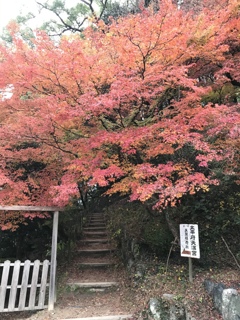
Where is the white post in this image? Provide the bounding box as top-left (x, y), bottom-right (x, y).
top-left (48, 211), bottom-right (59, 311)
top-left (188, 257), bottom-right (193, 282)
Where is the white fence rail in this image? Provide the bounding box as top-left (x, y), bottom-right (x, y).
top-left (0, 259), bottom-right (50, 312)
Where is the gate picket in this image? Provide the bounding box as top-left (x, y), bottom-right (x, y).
top-left (8, 260), bottom-right (21, 311)
top-left (38, 260), bottom-right (50, 309)
top-left (28, 260), bottom-right (40, 309)
top-left (0, 259), bottom-right (50, 312)
top-left (18, 260), bottom-right (31, 310)
top-left (0, 260), bottom-right (10, 311)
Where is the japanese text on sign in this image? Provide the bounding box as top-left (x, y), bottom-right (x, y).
top-left (180, 224), bottom-right (200, 259)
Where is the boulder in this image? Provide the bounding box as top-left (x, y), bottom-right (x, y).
top-left (222, 288), bottom-right (240, 320)
top-left (148, 295), bottom-right (189, 320)
top-left (204, 279), bottom-right (240, 320)
top-left (149, 298), bottom-right (169, 320)
top-left (204, 280), bottom-right (226, 313)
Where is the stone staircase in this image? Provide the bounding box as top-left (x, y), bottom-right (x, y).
top-left (62, 212), bottom-right (133, 320)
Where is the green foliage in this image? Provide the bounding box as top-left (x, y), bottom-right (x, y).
top-left (105, 200), bottom-right (173, 257)
top-left (0, 20), bottom-right (35, 46)
top-left (105, 176), bottom-right (240, 267)
top-left (171, 179), bottom-right (240, 267)
top-left (58, 204), bottom-right (84, 241)
top-left (201, 83), bottom-right (239, 105)
top-left (0, 218), bottom-right (52, 261)
top-left (47, 203), bottom-right (84, 261)
top-left (101, 1), bottom-right (136, 24)
top-left (105, 200), bottom-right (149, 242)
top-left (0, 203), bottom-right (84, 262)
top-left (11, 160), bottom-right (46, 175)
top-left (143, 218), bottom-right (174, 255)
top-left (38, 0), bottom-right (89, 35)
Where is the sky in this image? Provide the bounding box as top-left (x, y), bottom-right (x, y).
top-left (0, 0), bottom-right (85, 32)
top-left (0, 0), bottom-right (39, 31)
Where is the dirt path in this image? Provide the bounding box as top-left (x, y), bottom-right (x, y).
top-left (1, 213), bottom-right (136, 320)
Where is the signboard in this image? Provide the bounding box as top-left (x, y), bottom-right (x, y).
top-left (180, 224), bottom-right (200, 259)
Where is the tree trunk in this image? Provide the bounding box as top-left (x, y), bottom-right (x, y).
top-left (165, 208), bottom-right (180, 245)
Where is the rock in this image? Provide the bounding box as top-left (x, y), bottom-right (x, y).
top-left (185, 311), bottom-right (196, 320)
top-left (149, 298), bottom-right (163, 320)
top-left (140, 281), bottom-right (239, 320)
top-left (127, 258), bottom-right (134, 271)
top-left (162, 295), bottom-right (185, 320)
top-left (204, 279), bottom-right (216, 295)
top-left (204, 280), bottom-right (226, 313)
top-left (162, 294), bottom-right (175, 301)
top-left (222, 288), bottom-right (240, 320)
top-left (134, 263), bottom-right (146, 279)
top-left (131, 239), bottom-right (140, 259)
top-left (212, 283), bottom-right (226, 313)
top-left (148, 296), bottom-right (186, 320)
top-left (169, 304), bottom-right (185, 320)
top-left (204, 280), bottom-right (240, 320)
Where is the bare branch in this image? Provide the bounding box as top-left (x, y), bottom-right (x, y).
top-left (221, 236), bottom-right (240, 270)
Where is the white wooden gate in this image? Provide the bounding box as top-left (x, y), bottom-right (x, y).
top-left (0, 205), bottom-right (64, 311)
top-left (0, 259), bottom-right (50, 312)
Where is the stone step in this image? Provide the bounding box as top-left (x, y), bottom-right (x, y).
top-left (88, 221), bottom-right (106, 225)
top-left (84, 227), bottom-right (106, 231)
top-left (83, 231), bottom-right (107, 234)
top-left (88, 222), bottom-right (105, 226)
top-left (89, 213), bottom-right (104, 215)
top-left (87, 224), bottom-right (106, 228)
top-left (89, 217), bottom-right (105, 219)
top-left (66, 282), bottom-right (118, 288)
top-left (62, 315), bottom-right (132, 320)
top-left (78, 248), bottom-right (114, 254)
top-left (81, 243), bottom-right (113, 249)
top-left (83, 231), bottom-right (108, 238)
top-left (78, 262), bottom-right (114, 268)
top-left (87, 225), bottom-right (106, 229)
top-left (79, 238), bottom-right (109, 243)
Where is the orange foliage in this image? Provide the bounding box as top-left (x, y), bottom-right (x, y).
top-left (0, 0), bottom-right (239, 228)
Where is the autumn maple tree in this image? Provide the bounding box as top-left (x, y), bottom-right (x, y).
top-left (0, 0), bottom-right (239, 230)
